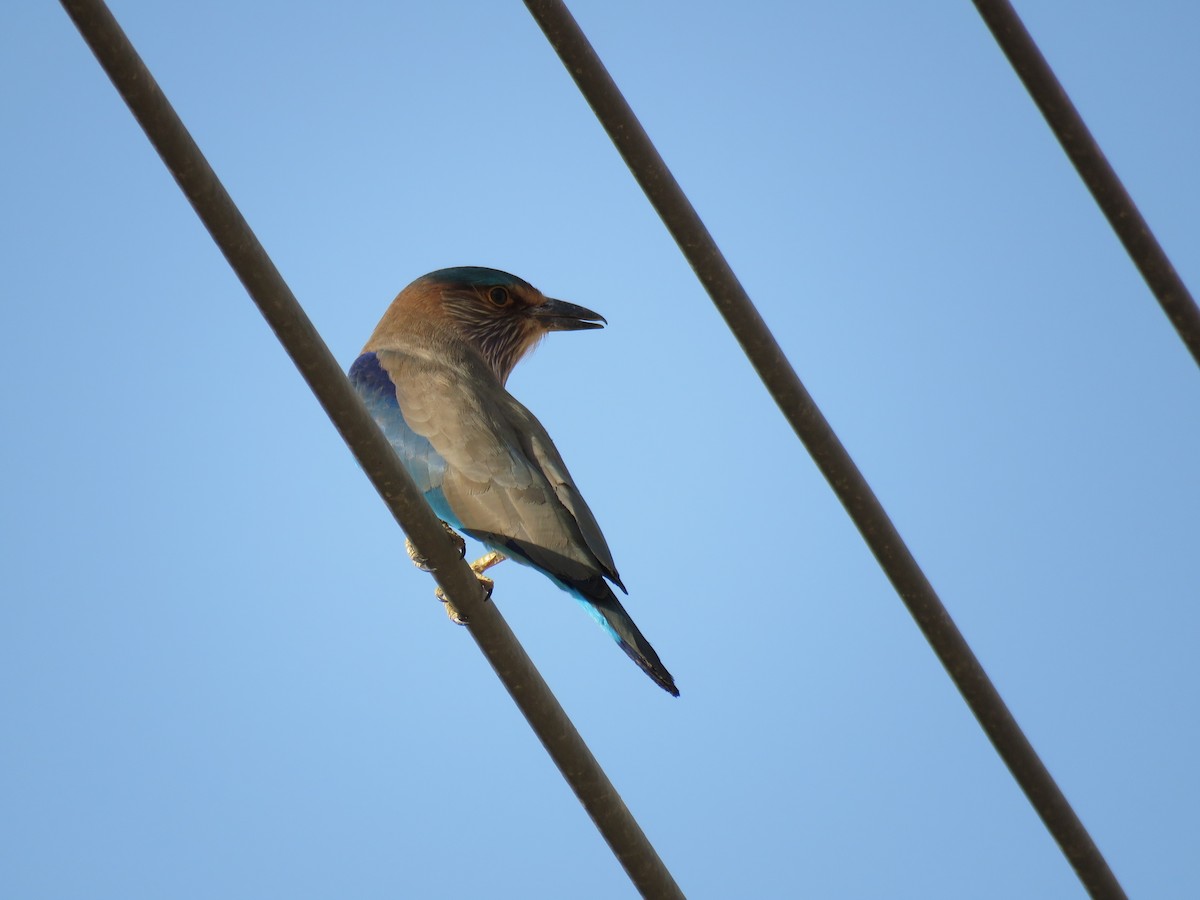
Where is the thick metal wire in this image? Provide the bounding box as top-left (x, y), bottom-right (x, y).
top-left (58, 1), bottom-right (683, 897)
top-left (973, 0), bottom-right (1200, 370)
top-left (522, 1), bottom-right (1127, 898)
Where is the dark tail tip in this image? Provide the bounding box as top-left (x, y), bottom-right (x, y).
top-left (617, 639), bottom-right (679, 697)
top-left (572, 576), bottom-right (679, 697)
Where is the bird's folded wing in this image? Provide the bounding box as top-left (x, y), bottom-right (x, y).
top-left (377, 349), bottom-right (618, 587)
top-left (501, 396), bottom-right (624, 591)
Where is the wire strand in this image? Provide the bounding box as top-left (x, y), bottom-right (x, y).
top-left (973, 0), bottom-right (1200, 368)
top-left (522, 1), bottom-right (1127, 897)
top-left (57, 2), bottom-right (684, 897)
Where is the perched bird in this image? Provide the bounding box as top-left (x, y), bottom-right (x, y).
top-left (350, 267), bottom-right (678, 696)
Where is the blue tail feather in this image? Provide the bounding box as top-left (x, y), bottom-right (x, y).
top-left (463, 536), bottom-right (679, 696)
top-left (570, 578), bottom-right (678, 697)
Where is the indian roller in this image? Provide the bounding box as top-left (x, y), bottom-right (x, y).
top-left (349, 267), bottom-right (678, 696)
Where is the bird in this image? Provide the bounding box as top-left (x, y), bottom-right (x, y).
top-left (349, 267), bottom-right (678, 696)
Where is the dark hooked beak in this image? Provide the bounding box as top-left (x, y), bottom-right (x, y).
top-left (531, 297), bottom-right (607, 332)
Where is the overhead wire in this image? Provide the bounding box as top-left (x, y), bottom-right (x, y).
top-left (972, 0), bottom-right (1200, 369)
top-left (57, 1), bottom-right (684, 897)
top-left (522, 1), bottom-right (1128, 898)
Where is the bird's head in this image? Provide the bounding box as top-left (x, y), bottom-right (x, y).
top-left (377, 267), bottom-right (606, 384)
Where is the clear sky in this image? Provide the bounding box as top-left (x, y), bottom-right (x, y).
top-left (3, 2), bottom-right (1198, 898)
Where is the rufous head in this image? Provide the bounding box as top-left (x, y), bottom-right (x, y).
top-left (367, 267), bottom-right (606, 384)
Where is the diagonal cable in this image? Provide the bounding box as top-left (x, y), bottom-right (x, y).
top-left (972, 0), bottom-right (1200, 369)
top-left (57, 1), bottom-right (683, 897)
top-left (522, 1), bottom-right (1126, 898)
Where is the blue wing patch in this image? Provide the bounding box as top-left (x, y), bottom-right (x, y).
top-left (349, 352), bottom-right (456, 523)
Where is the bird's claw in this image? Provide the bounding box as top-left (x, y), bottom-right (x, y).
top-left (405, 520), bottom-right (467, 572)
top-left (434, 571), bottom-right (495, 626)
top-left (435, 586), bottom-right (471, 625)
top-left (411, 534), bottom-right (506, 626)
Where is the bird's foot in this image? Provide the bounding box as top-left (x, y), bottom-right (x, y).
top-left (434, 572), bottom-right (495, 626)
top-left (470, 550), bottom-right (507, 578)
top-left (405, 520), bottom-right (467, 572)
top-left (434, 586), bottom-right (471, 625)
top-left (411, 534), bottom-right (504, 626)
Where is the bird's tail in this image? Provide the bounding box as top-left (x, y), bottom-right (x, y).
top-left (573, 577), bottom-right (679, 697)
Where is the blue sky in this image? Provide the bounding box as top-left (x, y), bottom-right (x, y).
top-left (3, 2), bottom-right (1198, 897)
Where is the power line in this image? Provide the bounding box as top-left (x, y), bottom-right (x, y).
top-left (57, 1), bottom-right (684, 897)
top-left (973, 0), bottom-right (1200, 368)
top-left (522, 1), bottom-right (1127, 898)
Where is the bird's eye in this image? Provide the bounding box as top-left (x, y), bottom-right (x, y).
top-left (487, 286), bottom-right (512, 307)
